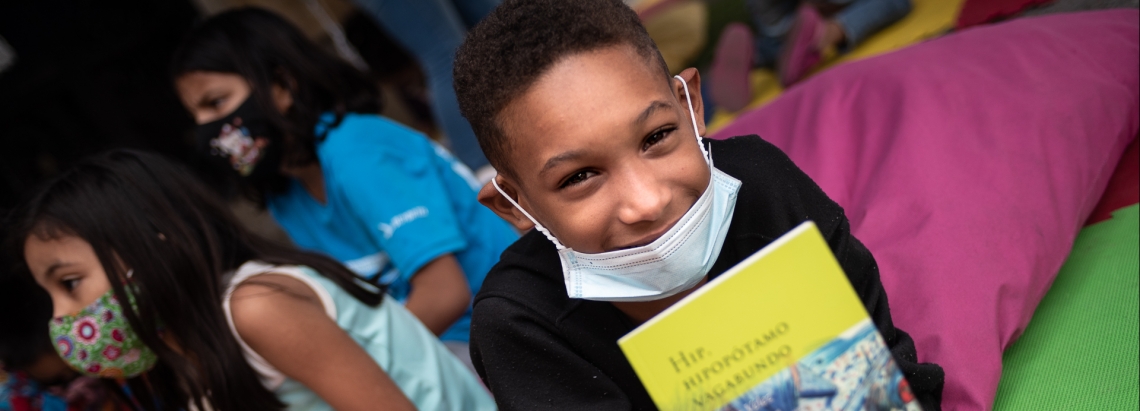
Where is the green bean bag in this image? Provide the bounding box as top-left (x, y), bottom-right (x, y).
top-left (994, 204), bottom-right (1139, 410)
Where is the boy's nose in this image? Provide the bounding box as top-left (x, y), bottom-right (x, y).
top-left (616, 173), bottom-right (671, 226)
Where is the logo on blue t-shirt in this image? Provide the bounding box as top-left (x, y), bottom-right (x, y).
top-left (378, 206), bottom-right (430, 239)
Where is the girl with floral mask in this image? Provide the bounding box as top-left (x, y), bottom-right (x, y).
top-left (11, 150), bottom-right (494, 411)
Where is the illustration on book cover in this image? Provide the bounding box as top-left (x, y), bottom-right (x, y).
top-left (724, 319), bottom-right (919, 411)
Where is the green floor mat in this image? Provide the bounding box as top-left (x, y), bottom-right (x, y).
top-left (993, 204), bottom-right (1140, 410)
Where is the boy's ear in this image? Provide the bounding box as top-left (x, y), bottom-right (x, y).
top-left (673, 67), bottom-right (706, 136)
top-left (478, 177), bottom-right (537, 232)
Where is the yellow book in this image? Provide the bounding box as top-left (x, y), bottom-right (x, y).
top-left (618, 221), bottom-right (921, 411)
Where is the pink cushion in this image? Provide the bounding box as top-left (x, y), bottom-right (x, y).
top-left (712, 10), bottom-right (1139, 410)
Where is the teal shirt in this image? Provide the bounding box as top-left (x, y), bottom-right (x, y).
top-left (267, 113), bottom-right (518, 343)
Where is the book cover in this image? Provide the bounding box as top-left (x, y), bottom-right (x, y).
top-left (618, 221), bottom-right (921, 411)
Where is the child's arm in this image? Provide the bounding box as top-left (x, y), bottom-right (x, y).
top-left (404, 254), bottom-right (472, 335)
top-left (231, 274), bottom-right (416, 411)
top-left (332, 131), bottom-right (474, 337)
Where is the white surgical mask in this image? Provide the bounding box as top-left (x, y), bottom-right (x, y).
top-left (492, 75), bottom-right (741, 302)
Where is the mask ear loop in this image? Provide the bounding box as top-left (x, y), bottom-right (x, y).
top-left (491, 178), bottom-right (568, 250)
top-left (673, 75), bottom-right (712, 166)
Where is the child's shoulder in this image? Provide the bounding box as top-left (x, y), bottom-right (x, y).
top-left (707, 134), bottom-right (795, 176)
top-left (328, 112), bottom-right (413, 133)
top-left (709, 133), bottom-right (834, 204)
top-left (708, 134), bottom-right (780, 154)
top-left (708, 134), bottom-right (843, 236)
top-left (320, 113), bottom-right (430, 154)
top-left (318, 113), bottom-right (435, 164)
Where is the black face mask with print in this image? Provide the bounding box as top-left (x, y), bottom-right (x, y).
top-left (195, 96), bottom-right (288, 195)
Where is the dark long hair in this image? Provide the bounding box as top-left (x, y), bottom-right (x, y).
top-left (10, 150), bottom-right (384, 411)
top-left (170, 7), bottom-right (381, 202)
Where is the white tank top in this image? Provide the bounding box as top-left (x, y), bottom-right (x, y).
top-left (222, 262), bottom-right (336, 389)
top-left (220, 261), bottom-right (496, 411)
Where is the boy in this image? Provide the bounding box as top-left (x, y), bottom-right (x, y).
top-left (453, 0), bottom-right (944, 409)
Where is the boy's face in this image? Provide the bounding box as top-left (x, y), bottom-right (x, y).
top-left (480, 45), bottom-right (710, 254)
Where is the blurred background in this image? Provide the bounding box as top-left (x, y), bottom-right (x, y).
top-left (1, 0), bottom-right (1135, 212)
top-left (0, 0), bottom-right (466, 242)
top-left (0, 0), bottom-right (430, 214)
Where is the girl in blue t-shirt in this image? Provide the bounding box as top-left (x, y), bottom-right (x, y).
top-left (169, 8), bottom-right (518, 366)
top-left (12, 150), bottom-right (494, 411)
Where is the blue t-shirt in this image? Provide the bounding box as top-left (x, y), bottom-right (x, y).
top-left (267, 113), bottom-right (518, 343)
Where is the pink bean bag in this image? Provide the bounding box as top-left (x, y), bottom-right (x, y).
top-left (711, 10), bottom-right (1140, 410)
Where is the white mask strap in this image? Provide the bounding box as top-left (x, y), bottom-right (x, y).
top-left (674, 75), bottom-right (711, 166)
top-left (491, 178), bottom-right (567, 250)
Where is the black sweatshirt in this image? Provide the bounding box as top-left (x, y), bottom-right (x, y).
top-left (470, 135), bottom-right (945, 410)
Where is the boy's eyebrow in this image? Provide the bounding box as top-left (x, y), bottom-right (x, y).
top-left (541, 150), bottom-right (587, 177)
top-left (636, 100), bottom-right (673, 125)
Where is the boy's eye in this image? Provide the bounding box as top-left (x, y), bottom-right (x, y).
top-left (560, 170), bottom-right (596, 188)
top-left (643, 128), bottom-right (674, 151)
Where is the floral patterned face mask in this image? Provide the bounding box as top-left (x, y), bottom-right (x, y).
top-left (48, 285), bottom-right (159, 378)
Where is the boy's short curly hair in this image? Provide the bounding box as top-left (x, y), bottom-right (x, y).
top-left (454, 0), bottom-right (670, 179)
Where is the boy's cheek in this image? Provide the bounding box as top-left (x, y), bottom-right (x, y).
top-left (545, 211), bottom-right (613, 253)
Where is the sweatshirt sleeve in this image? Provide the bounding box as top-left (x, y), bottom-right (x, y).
top-left (471, 296), bottom-right (634, 411)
